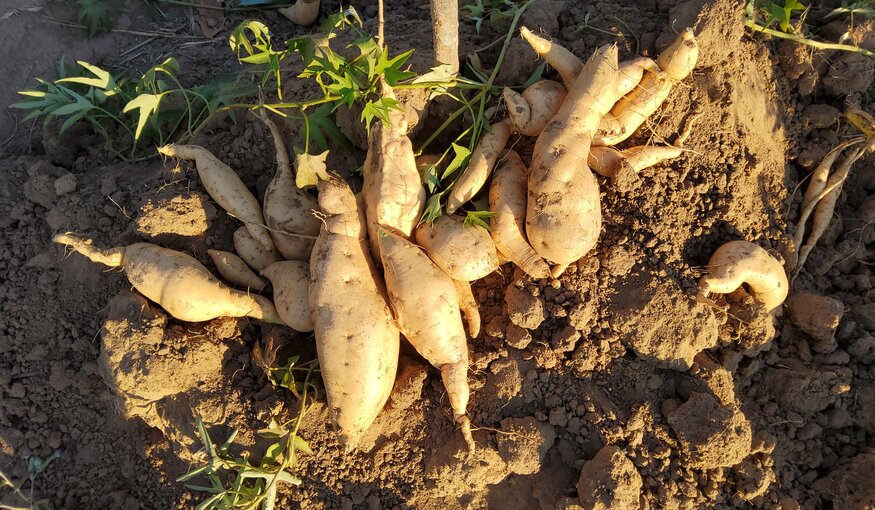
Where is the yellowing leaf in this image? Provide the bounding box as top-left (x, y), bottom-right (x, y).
top-left (295, 150), bottom-right (330, 189)
top-left (123, 93), bottom-right (163, 140)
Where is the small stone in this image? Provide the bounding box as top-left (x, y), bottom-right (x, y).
top-left (53, 173), bottom-right (77, 195)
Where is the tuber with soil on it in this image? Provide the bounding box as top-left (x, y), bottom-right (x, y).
top-left (233, 226), bottom-right (283, 272)
top-left (207, 249), bottom-right (267, 292)
top-left (309, 177), bottom-right (400, 449)
top-left (502, 80), bottom-right (567, 137)
top-left (361, 82), bottom-right (426, 263)
top-left (414, 214), bottom-right (499, 282)
top-left (377, 226), bottom-right (474, 451)
top-left (157, 144), bottom-right (274, 250)
top-left (519, 27), bottom-right (583, 88)
top-left (446, 118), bottom-right (514, 214)
top-left (258, 111), bottom-right (321, 262)
top-left (525, 44), bottom-right (621, 277)
top-left (54, 234), bottom-right (283, 324)
top-left (489, 150), bottom-right (550, 279)
top-left (261, 261), bottom-right (313, 333)
top-left (697, 240), bottom-right (788, 313)
top-left (595, 28), bottom-right (699, 146)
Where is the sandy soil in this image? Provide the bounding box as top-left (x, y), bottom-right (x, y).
top-left (1, 0), bottom-right (874, 509)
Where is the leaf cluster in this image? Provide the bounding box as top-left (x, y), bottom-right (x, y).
top-left (745, 0), bottom-right (808, 33)
top-left (12, 59), bottom-right (254, 160)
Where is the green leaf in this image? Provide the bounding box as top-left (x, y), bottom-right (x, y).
top-left (291, 435), bottom-right (313, 455)
top-left (376, 48), bottom-right (416, 85)
top-left (59, 109), bottom-right (90, 134)
top-left (420, 193), bottom-right (445, 224)
top-left (441, 143), bottom-right (472, 180)
top-left (295, 150), bottom-right (330, 189)
top-left (464, 210), bottom-right (495, 230)
top-left (77, 0), bottom-right (112, 37)
top-left (361, 97), bottom-right (402, 131)
top-left (123, 93), bottom-right (162, 140)
top-left (307, 103), bottom-right (352, 152)
top-left (56, 61), bottom-right (115, 91)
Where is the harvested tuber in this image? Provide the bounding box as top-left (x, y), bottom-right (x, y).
top-left (503, 80), bottom-right (567, 137)
top-left (414, 214), bottom-right (499, 282)
top-left (489, 150), bottom-right (550, 279)
top-left (595, 29), bottom-right (698, 146)
top-left (362, 83), bottom-right (426, 262)
top-left (54, 234), bottom-right (283, 324)
top-left (158, 144), bottom-right (273, 250)
top-left (233, 226), bottom-right (283, 272)
top-left (519, 27), bottom-right (583, 88)
top-left (697, 240), bottom-right (788, 313)
top-left (259, 111), bottom-right (321, 261)
top-left (446, 118), bottom-right (513, 214)
top-left (453, 279), bottom-right (481, 339)
top-left (261, 261), bottom-right (313, 332)
top-left (207, 249), bottom-right (266, 291)
top-left (309, 178), bottom-right (400, 448)
top-left (525, 44), bottom-right (621, 277)
top-left (377, 227), bottom-right (473, 450)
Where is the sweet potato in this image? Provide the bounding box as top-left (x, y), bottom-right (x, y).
top-left (377, 227), bottom-right (473, 450)
top-left (795, 145), bottom-right (866, 276)
top-left (158, 144), bottom-right (273, 250)
top-left (362, 85), bottom-right (426, 261)
top-left (233, 227), bottom-right (283, 272)
top-left (792, 137), bottom-right (863, 254)
top-left (503, 80), bottom-right (567, 137)
top-left (54, 234), bottom-right (283, 324)
top-left (588, 112), bottom-right (699, 181)
top-left (489, 150), bottom-right (550, 279)
top-left (414, 214), bottom-right (499, 281)
top-left (207, 249), bottom-right (266, 291)
top-left (519, 27), bottom-right (583, 88)
top-left (259, 112), bottom-right (321, 261)
top-left (261, 261), bottom-right (312, 332)
top-left (453, 279), bottom-right (481, 339)
top-left (278, 0), bottom-right (320, 25)
top-left (446, 118), bottom-right (513, 214)
top-left (526, 44), bottom-right (620, 276)
top-left (697, 240), bottom-right (788, 313)
top-left (616, 57), bottom-right (660, 97)
top-left (595, 29), bottom-right (698, 146)
top-left (309, 178), bottom-right (400, 448)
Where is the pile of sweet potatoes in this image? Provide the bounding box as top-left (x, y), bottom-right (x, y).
top-left (56, 25), bottom-right (747, 452)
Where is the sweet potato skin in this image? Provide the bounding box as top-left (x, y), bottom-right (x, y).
top-left (414, 214), bottom-right (499, 282)
top-left (262, 261), bottom-right (313, 332)
top-left (309, 179), bottom-right (400, 448)
top-left (697, 240), bottom-right (788, 313)
top-left (526, 45), bottom-right (620, 268)
top-left (53, 234), bottom-right (282, 324)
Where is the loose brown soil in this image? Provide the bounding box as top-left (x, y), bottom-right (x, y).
top-left (1, 0), bottom-right (874, 509)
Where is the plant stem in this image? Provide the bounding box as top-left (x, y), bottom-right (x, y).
top-left (745, 20), bottom-right (875, 58)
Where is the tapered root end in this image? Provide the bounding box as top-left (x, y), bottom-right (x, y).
top-left (53, 233), bottom-right (124, 268)
top-left (458, 415), bottom-right (475, 453)
top-left (550, 263), bottom-right (570, 279)
top-left (156, 145), bottom-right (177, 157)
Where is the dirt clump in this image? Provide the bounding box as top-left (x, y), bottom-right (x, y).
top-left (608, 270), bottom-right (719, 370)
top-left (136, 190), bottom-right (216, 240)
top-left (495, 416), bottom-right (556, 475)
top-left (666, 391), bottom-right (752, 469)
top-left (505, 278), bottom-right (547, 330)
top-left (812, 452), bottom-right (875, 509)
top-left (576, 445), bottom-right (643, 510)
top-left (786, 292), bottom-right (844, 353)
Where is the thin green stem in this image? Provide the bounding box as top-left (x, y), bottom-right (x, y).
top-left (745, 20), bottom-right (875, 58)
